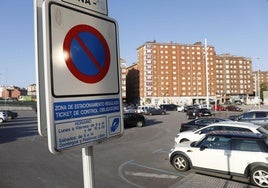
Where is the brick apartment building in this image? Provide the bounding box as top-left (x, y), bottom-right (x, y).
top-left (215, 54), bottom-right (253, 102)
top-left (252, 71), bottom-right (268, 89)
top-left (0, 84), bottom-right (36, 101)
top-left (0, 85), bottom-right (27, 100)
top-left (252, 71), bottom-right (268, 97)
top-left (126, 41), bottom-right (254, 106)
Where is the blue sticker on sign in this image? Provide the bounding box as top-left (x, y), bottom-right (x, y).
top-left (111, 117), bottom-right (119, 132)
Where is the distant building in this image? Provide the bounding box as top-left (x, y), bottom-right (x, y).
top-left (0, 85), bottom-right (23, 100)
top-left (120, 59), bottom-right (127, 103)
top-left (0, 84), bottom-right (36, 101)
top-left (126, 63), bottom-right (139, 104)
top-left (215, 54), bottom-right (253, 102)
top-left (27, 84), bottom-right (36, 97)
top-left (126, 41), bottom-right (254, 106)
top-left (252, 71), bottom-right (268, 94)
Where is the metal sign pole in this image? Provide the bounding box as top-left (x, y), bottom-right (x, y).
top-left (82, 146), bottom-right (95, 188)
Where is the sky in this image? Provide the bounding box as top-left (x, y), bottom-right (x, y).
top-left (0, 0), bottom-right (267, 88)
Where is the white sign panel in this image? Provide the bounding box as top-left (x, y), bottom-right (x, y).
top-left (62, 0), bottom-right (107, 15)
top-left (41, 0), bottom-right (123, 154)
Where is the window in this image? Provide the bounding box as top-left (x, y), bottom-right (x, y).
top-left (255, 112), bottom-right (267, 118)
top-left (200, 126), bottom-right (220, 134)
top-left (233, 139), bottom-right (262, 152)
top-left (221, 126), bottom-right (252, 132)
top-left (242, 112), bottom-right (254, 119)
top-left (199, 136), bottom-right (231, 150)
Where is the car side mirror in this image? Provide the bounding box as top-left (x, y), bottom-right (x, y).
top-left (200, 145), bottom-right (208, 151)
top-left (236, 116), bottom-right (241, 121)
top-left (190, 141), bottom-right (197, 147)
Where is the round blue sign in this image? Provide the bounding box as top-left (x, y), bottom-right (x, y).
top-left (63, 24), bottom-right (110, 83)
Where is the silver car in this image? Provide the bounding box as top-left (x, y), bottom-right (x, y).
top-left (0, 111), bottom-right (8, 123)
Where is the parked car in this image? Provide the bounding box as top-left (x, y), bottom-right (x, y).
top-left (234, 100), bottom-right (243, 105)
top-left (169, 131), bottom-right (268, 187)
top-left (123, 113), bottom-right (146, 127)
top-left (124, 106), bottom-right (138, 113)
top-left (5, 110), bottom-right (18, 119)
top-left (0, 111), bottom-right (8, 123)
top-left (186, 108), bottom-right (213, 119)
top-left (137, 106), bottom-right (151, 114)
top-left (179, 117), bottom-right (230, 132)
top-left (233, 110), bottom-right (268, 129)
top-left (159, 104), bottom-right (178, 111)
top-left (183, 105), bottom-right (196, 113)
top-left (226, 105), bottom-right (243, 112)
top-left (212, 104), bottom-right (226, 111)
top-left (145, 107), bottom-right (166, 115)
top-left (174, 121), bottom-right (268, 144)
top-left (228, 114), bottom-right (241, 121)
top-left (176, 105), bottom-right (185, 112)
top-left (198, 104), bottom-right (211, 110)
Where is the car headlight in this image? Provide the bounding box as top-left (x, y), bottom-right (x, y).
top-left (175, 134), bottom-right (180, 138)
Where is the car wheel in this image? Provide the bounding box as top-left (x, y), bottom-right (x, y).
top-left (136, 121), bottom-right (143, 127)
top-left (250, 167), bottom-right (268, 187)
top-left (172, 154), bottom-right (190, 172)
top-left (180, 138), bottom-right (189, 143)
top-left (149, 113), bottom-right (152, 115)
top-left (0, 118), bottom-right (3, 123)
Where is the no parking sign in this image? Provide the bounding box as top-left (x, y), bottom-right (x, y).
top-left (38, 0), bottom-right (123, 154)
top-left (63, 24), bottom-right (110, 84)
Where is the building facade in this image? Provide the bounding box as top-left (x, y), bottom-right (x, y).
top-left (120, 58), bottom-right (127, 103)
top-left (127, 41), bottom-right (254, 106)
top-left (0, 85), bottom-right (26, 100)
top-left (215, 54), bottom-right (253, 103)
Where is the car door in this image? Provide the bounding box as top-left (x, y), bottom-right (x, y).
top-left (189, 135), bottom-right (231, 172)
top-left (229, 138), bottom-right (268, 174)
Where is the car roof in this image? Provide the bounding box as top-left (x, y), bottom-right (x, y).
top-left (193, 117), bottom-right (229, 121)
top-left (207, 121), bottom-right (261, 129)
top-left (206, 130), bottom-right (266, 139)
top-left (248, 110), bottom-right (268, 112)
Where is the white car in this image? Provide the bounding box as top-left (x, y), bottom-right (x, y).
top-left (177, 106), bottom-right (184, 112)
top-left (0, 111), bottom-right (8, 123)
top-left (169, 131), bottom-right (268, 187)
top-left (175, 121), bottom-right (268, 144)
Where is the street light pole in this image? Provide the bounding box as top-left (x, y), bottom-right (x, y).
top-left (205, 38), bottom-right (209, 107)
top-left (258, 69), bottom-right (261, 109)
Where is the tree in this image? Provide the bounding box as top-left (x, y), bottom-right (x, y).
top-left (260, 83), bottom-right (268, 100)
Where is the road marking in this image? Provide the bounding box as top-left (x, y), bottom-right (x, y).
top-left (118, 160), bottom-right (183, 187)
top-left (152, 148), bottom-right (170, 154)
top-left (125, 171), bottom-right (178, 179)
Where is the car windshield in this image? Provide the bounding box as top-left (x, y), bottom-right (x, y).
top-left (257, 127), bottom-right (268, 137)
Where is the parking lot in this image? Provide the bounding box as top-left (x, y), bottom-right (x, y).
top-left (0, 107), bottom-right (265, 188)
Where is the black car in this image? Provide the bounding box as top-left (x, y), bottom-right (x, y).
top-left (159, 104), bottom-right (178, 111)
top-left (123, 113), bottom-right (145, 127)
top-left (5, 110), bottom-right (18, 119)
top-left (179, 117), bottom-right (230, 132)
top-left (186, 108), bottom-right (213, 119)
top-left (145, 107), bottom-right (166, 115)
